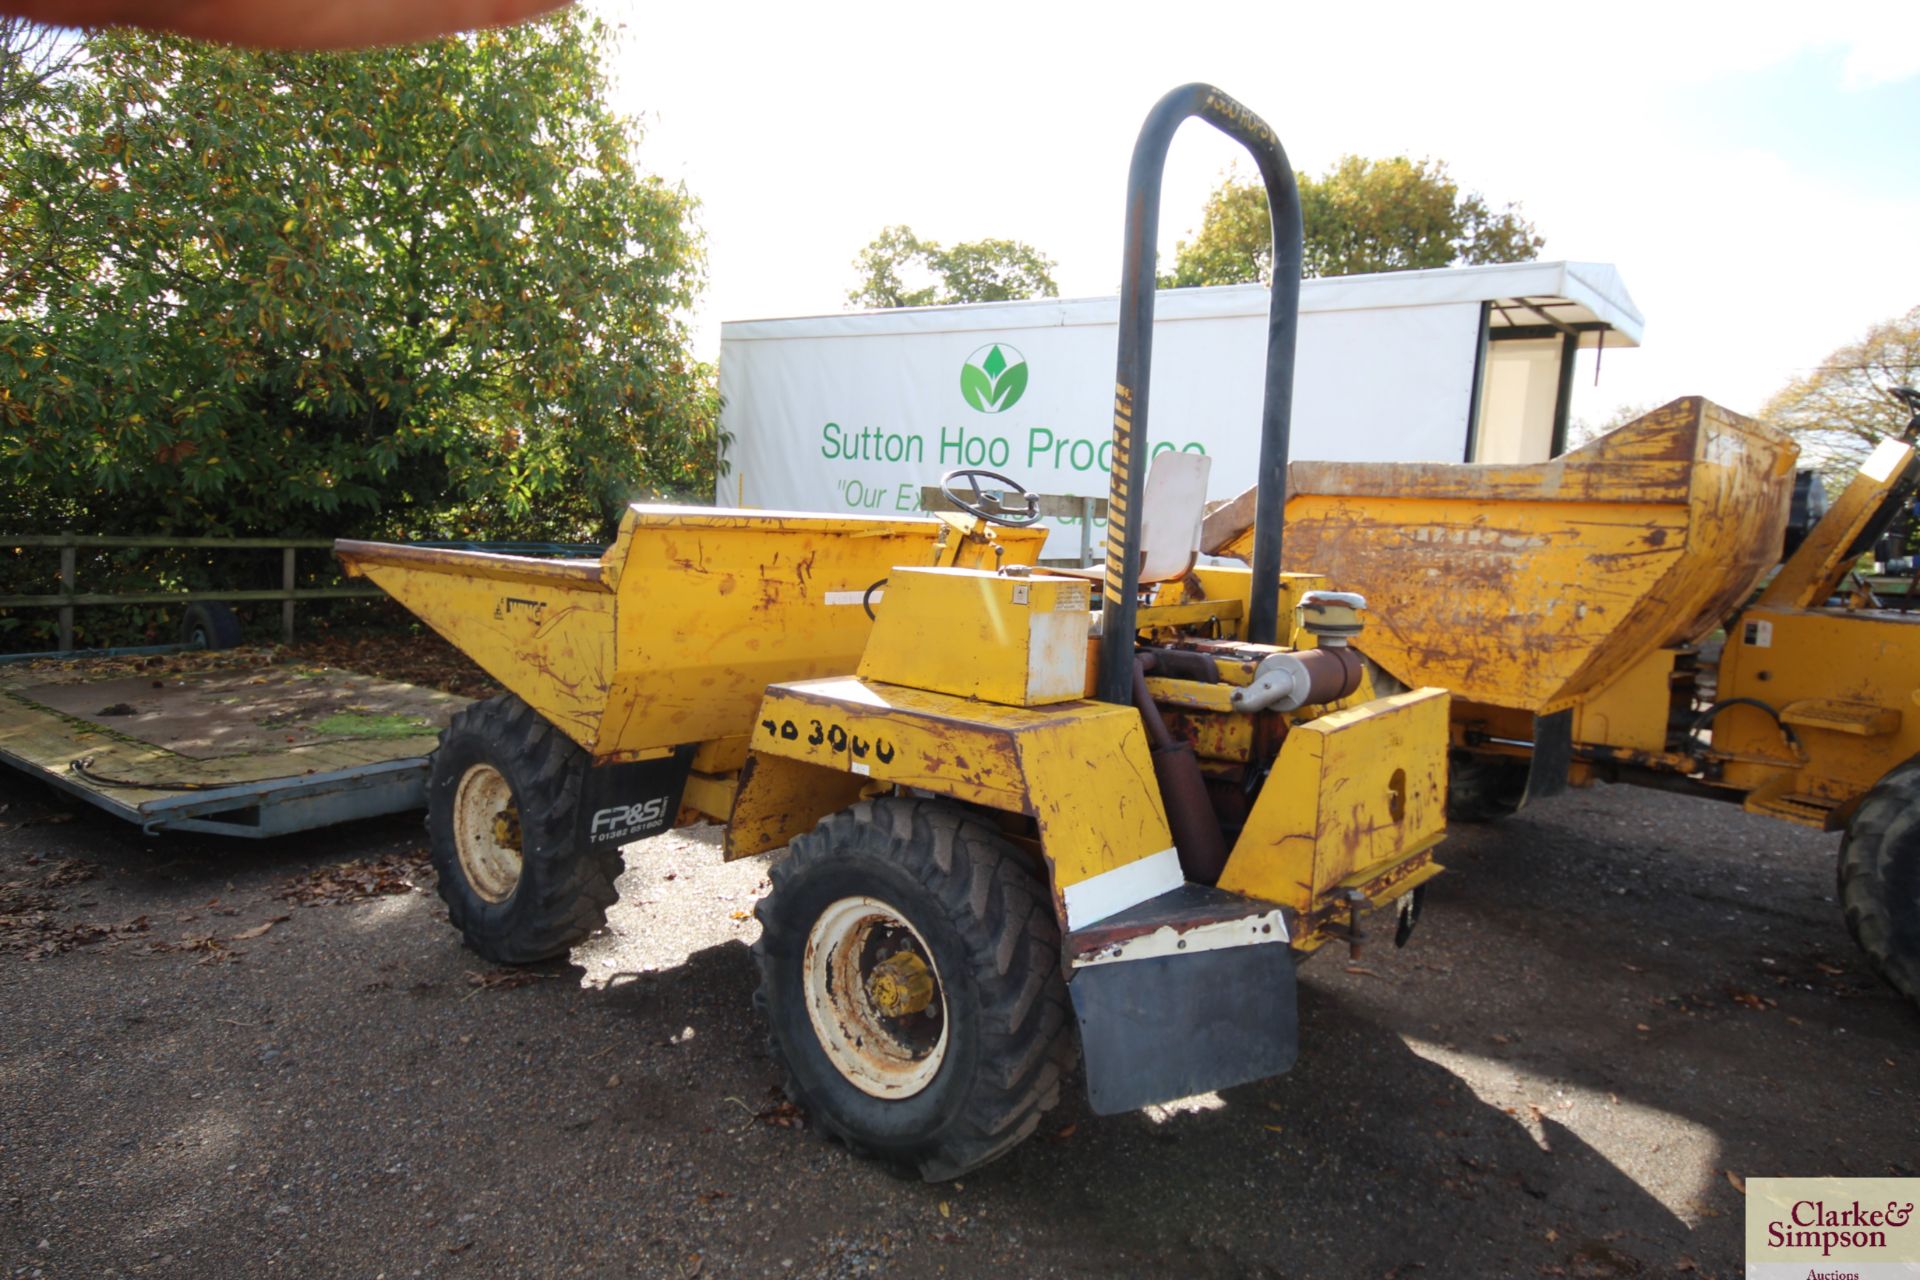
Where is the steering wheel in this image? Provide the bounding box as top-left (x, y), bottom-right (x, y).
top-left (938, 469), bottom-right (1042, 527)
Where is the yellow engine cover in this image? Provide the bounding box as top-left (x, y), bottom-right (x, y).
top-left (857, 567), bottom-right (1091, 707)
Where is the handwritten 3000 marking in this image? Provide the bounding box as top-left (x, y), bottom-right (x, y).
top-left (760, 716), bottom-right (897, 765)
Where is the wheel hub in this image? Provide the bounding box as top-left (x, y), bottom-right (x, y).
top-left (803, 896), bottom-right (948, 1099)
top-left (866, 950), bottom-right (935, 1017)
top-left (452, 762), bottom-right (523, 904)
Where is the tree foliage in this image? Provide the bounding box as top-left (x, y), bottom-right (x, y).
top-left (0, 11), bottom-right (718, 541)
top-left (848, 225), bottom-right (1057, 309)
top-left (0, 16), bottom-right (79, 122)
top-left (1160, 155), bottom-right (1544, 288)
top-left (1569, 401), bottom-right (1650, 451)
top-left (1761, 306), bottom-right (1920, 482)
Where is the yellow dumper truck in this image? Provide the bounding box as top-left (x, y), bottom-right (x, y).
top-left (1204, 391), bottom-right (1920, 1010)
top-left (336, 84), bottom-right (1453, 1179)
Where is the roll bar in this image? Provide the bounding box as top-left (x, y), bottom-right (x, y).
top-left (1097, 83), bottom-right (1303, 705)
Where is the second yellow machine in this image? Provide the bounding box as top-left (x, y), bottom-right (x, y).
top-left (338, 84), bottom-right (1451, 1179)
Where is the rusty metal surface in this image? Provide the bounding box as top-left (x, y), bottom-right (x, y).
top-left (336, 509), bottom-right (1047, 759)
top-left (1218, 686), bottom-right (1451, 937)
top-left (335, 539), bottom-right (604, 588)
top-left (1219, 398), bottom-right (1797, 715)
top-left (1064, 882), bottom-right (1288, 957)
top-left (739, 676), bottom-right (1174, 926)
top-left (723, 752), bottom-right (869, 860)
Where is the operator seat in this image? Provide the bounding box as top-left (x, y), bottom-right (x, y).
top-left (1049, 450), bottom-right (1212, 586)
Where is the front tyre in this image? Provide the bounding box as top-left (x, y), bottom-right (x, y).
top-left (1838, 755), bottom-right (1920, 1008)
top-left (752, 798), bottom-right (1075, 1181)
top-left (426, 693), bottom-right (620, 965)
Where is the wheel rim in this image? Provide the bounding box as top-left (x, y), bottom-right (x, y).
top-left (452, 763), bottom-right (522, 903)
top-left (803, 895), bottom-right (949, 1099)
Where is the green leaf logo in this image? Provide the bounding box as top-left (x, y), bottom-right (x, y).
top-left (960, 343), bottom-right (1029, 414)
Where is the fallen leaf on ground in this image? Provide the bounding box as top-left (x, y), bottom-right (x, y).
top-left (8, 914), bottom-right (151, 960)
top-left (151, 933), bottom-right (243, 964)
top-left (229, 915), bottom-right (291, 941)
top-left (754, 1097), bottom-right (806, 1129)
top-left (1725, 1169), bottom-right (1746, 1194)
top-left (465, 968), bottom-right (547, 992)
top-left (37, 859), bottom-right (99, 888)
top-left (281, 850), bottom-right (428, 905)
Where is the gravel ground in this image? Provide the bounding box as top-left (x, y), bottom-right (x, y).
top-left (2, 773), bottom-right (1915, 1279)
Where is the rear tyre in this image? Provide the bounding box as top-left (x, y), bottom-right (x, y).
top-left (1837, 756), bottom-right (1920, 1008)
top-left (1446, 750), bottom-right (1528, 823)
top-left (752, 798), bottom-right (1076, 1181)
top-left (426, 693), bottom-right (620, 964)
top-left (180, 601), bottom-right (242, 650)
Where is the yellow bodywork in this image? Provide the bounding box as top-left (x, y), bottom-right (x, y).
top-left (729, 676), bottom-right (1175, 926)
top-left (336, 506), bottom-right (1044, 761)
top-left (1202, 397), bottom-right (1920, 832)
top-left (732, 674), bottom-right (1449, 947)
top-left (1210, 397), bottom-right (1798, 717)
top-left (1709, 437), bottom-right (1920, 826)
top-left (1715, 606), bottom-right (1920, 826)
top-left (857, 568), bottom-right (1092, 706)
top-left (1571, 648), bottom-right (1677, 755)
top-left (340, 500), bottom-right (1453, 955)
top-left (1217, 688), bottom-right (1449, 949)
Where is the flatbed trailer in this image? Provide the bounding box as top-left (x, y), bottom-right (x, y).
top-left (0, 648), bottom-right (466, 836)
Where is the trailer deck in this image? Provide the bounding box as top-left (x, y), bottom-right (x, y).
top-left (0, 648), bottom-right (466, 836)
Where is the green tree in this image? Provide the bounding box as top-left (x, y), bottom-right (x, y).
top-left (1160, 155), bottom-right (1544, 288)
top-left (0, 10), bottom-right (718, 542)
top-left (0, 17), bottom-right (80, 122)
top-left (848, 225), bottom-right (1057, 308)
top-left (1761, 306), bottom-right (1920, 482)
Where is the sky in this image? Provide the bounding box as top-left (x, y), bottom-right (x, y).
top-left (592, 0), bottom-right (1920, 430)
